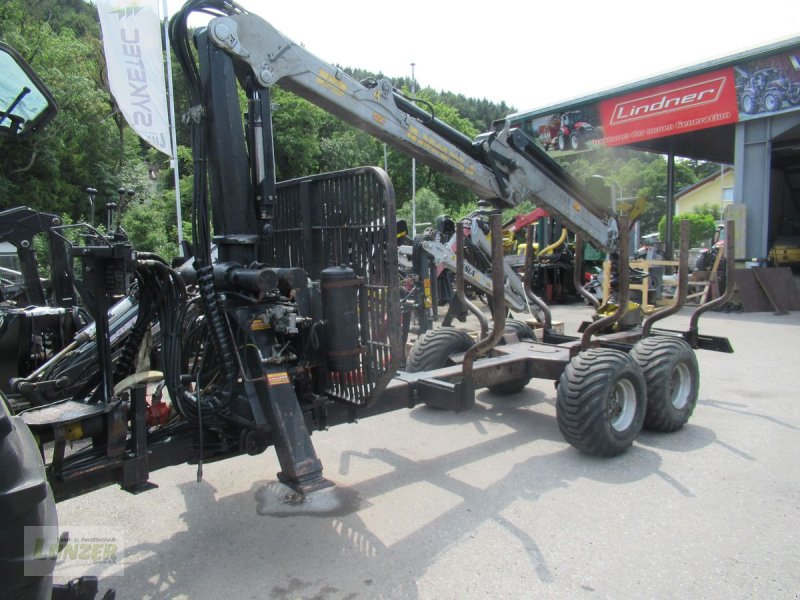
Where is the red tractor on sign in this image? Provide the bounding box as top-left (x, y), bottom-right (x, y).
top-left (538, 110), bottom-right (600, 151)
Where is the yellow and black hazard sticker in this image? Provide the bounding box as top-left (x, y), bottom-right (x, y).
top-left (251, 318), bottom-right (270, 331)
top-left (266, 372), bottom-right (290, 386)
top-left (316, 68), bottom-right (347, 96)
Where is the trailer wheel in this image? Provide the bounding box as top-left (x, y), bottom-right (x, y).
top-left (406, 327), bottom-right (473, 373)
top-left (556, 348), bottom-right (646, 456)
top-left (503, 318), bottom-right (535, 342)
top-left (631, 337), bottom-right (699, 432)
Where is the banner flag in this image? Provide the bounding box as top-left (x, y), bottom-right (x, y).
top-left (97, 0), bottom-right (171, 155)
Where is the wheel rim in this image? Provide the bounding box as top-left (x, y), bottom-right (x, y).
top-left (607, 378), bottom-right (637, 432)
top-left (670, 362), bottom-right (692, 409)
top-left (765, 94), bottom-right (779, 111)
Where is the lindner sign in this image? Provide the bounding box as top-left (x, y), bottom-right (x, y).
top-left (517, 45), bottom-right (800, 154)
top-left (598, 69), bottom-right (739, 147)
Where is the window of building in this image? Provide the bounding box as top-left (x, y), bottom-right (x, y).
top-left (722, 186), bottom-right (734, 202)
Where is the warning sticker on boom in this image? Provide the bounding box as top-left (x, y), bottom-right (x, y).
top-left (266, 372), bottom-right (290, 386)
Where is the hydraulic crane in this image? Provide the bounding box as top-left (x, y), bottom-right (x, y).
top-left (2, 3), bottom-right (734, 597)
top-left (200, 6), bottom-right (618, 252)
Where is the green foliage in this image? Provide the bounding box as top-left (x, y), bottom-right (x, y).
top-left (682, 159), bottom-right (724, 181)
top-left (319, 129), bottom-right (381, 173)
top-left (562, 148), bottom-right (703, 233)
top-left (0, 2), bottom-right (731, 261)
top-left (501, 199), bottom-right (537, 223)
top-left (657, 211), bottom-right (716, 247)
top-left (436, 91), bottom-right (514, 132)
top-left (30, 213), bottom-right (75, 280)
top-left (692, 203), bottom-right (722, 220)
top-left (271, 87), bottom-right (325, 180)
top-left (121, 195), bottom-right (180, 260)
top-left (1, 0), bottom-right (119, 219)
top-left (396, 188), bottom-right (446, 227)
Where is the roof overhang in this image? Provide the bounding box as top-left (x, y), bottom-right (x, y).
top-left (509, 36), bottom-right (800, 164)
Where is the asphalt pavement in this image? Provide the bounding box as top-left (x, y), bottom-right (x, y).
top-left (55, 303), bottom-right (800, 599)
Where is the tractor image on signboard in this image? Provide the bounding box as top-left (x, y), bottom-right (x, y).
top-left (737, 67), bottom-right (800, 114)
top-left (537, 110), bottom-right (602, 151)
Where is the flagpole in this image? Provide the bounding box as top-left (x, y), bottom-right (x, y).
top-left (162, 0), bottom-right (184, 251)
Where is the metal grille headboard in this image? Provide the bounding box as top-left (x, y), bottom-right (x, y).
top-left (266, 167), bottom-right (401, 406)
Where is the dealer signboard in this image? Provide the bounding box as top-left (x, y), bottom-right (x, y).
top-left (598, 69), bottom-right (739, 146)
top-left (519, 46), bottom-right (800, 154)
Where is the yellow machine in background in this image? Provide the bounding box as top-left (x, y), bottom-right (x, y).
top-left (769, 236), bottom-right (800, 267)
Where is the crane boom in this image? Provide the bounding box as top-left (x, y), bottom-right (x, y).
top-left (205, 12), bottom-right (618, 250)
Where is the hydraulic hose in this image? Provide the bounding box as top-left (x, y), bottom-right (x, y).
top-left (540, 227), bottom-right (567, 256)
top-left (195, 264), bottom-right (236, 403)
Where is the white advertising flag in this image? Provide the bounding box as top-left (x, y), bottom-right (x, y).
top-left (97, 0), bottom-right (171, 155)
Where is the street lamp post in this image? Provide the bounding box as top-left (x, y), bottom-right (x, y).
top-left (410, 62), bottom-right (416, 236)
top-left (665, 152), bottom-right (675, 260)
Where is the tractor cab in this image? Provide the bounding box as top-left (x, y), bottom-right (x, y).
top-left (0, 41), bottom-right (57, 139)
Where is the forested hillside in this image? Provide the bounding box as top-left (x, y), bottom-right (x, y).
top-left (1, 0), bottom-right (717, 258)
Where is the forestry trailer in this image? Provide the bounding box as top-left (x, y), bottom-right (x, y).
top-left (1, 2), bottom-right (733, 597)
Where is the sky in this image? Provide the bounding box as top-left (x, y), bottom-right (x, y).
top-left (164, 0), bottom-right (800, 115)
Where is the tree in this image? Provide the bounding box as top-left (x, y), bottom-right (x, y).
top-left (437, 91), bottom-right (514, 132)
top-left (692, 203), bottom-right (722, 220)
top-left (559, 148), bottom-right (706, 235)
top-left (318, 129), bottom-right (382, 173)
top-left (633, 157), bottom-right (697, 234)
top-left (0, 0), bottom-right (148, 222)
top-left (683, 159), bottom-right (726, 181)
top-left (270, 86), bottom-right (326, 180)
top-left (396, 187), bottom-right (446, 227)
top-left (658, 211), bottom-right (716, 248)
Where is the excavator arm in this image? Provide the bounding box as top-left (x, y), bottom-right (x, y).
top-left (203, 9), bottom-right (618, 251)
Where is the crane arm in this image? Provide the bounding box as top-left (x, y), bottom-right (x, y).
top-left (203, 10), bottom-right (617, 250)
